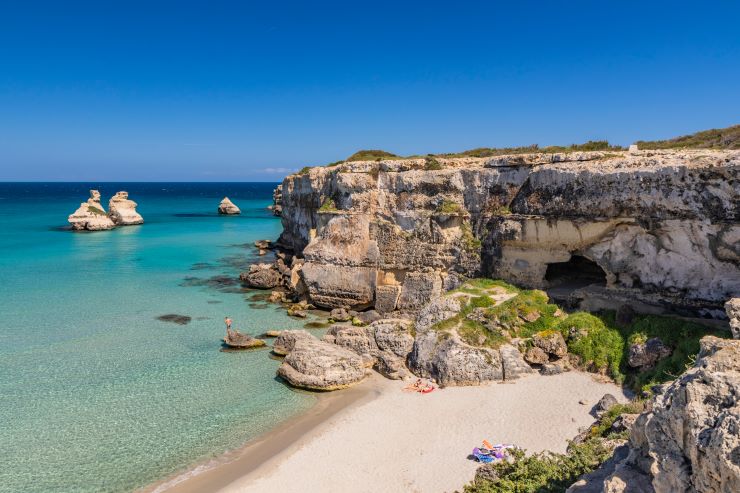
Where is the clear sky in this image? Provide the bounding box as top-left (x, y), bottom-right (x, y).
top-left (1, 1), bottom-right (739, 181)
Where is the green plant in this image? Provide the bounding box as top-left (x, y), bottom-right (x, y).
top-left (425, 156), bottom-right (443, 170)
top-left (555, 313), bottom-right (624, 381)
top-left (460, 223), bottom-right (482, 251)
top-left (87, 206), bottom-right (106, 216)
top-left (318, 198), bottom-right (337, 212)
top-left (345, 149), bottom-right (399, 161)
top-left (436, 200), bottom-right (464, 214)
top-left (297, 166), bottom-right (312, 175)
top-left (588, 401), bottom-right (645, 439)
top-left (636, 124), bottom-right (740, 150)
top-left (463, 438), bottom-right (612, 493)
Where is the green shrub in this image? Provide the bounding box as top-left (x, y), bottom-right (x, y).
top-left (87, 205), bottom-right (106, 216)
top-left (346, 149), bottom-right (398, 161)
top-left (318, 198), bottom-right (337, 212)
top-left (463, 439), bottom-right (612, 493)
top-left (556, 313), bottom-right (624, 381)
top-left (425, 156), bottom-right (443, 170)
top-left (487, 290), bottom-right (559, 338)
top-left (588, 401), bottom-right (645, 439)
top-left (437, 200), bottom-right (464, 214)
top-left (636, 124), bottom-right (740, 150)
top-left (460, 223), bottom-right (482, 251)
top-left (297, 166), bottom-right (312, 175)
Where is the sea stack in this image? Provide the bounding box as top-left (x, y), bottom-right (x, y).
top-left (218, 197), bottom-right (241, 215)
top-left (108, 191), bottom-right (144, 225)
top-left (67, 190), bottom-right (116, 231)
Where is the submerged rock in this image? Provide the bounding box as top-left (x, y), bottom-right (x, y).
top-left (218, 197), bottom-right (241, 215)
top-left (223, 328), bottom-right (266, 349)
top-left (108, 191), bottom-right (144, 225)
top-left (277, 338), bottom-right (367, 391)
top-left (67, 190), bottom-right (116, 231)
top-left (156, 314), bottom-right (192, 325)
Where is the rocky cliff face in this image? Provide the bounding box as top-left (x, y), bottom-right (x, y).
top-left (67, 190), bottom-right (116, 231)
top-left (575, 336), bottom-right (740, 493)
top-left (276, 149), bottom-right (739, 317)
top-left (108, 191), bottom-right (144, 225)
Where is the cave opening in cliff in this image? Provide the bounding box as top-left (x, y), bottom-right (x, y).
top-left (544, 255), bottom-right (607, 288)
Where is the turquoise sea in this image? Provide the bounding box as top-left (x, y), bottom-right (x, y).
top-left (0, 183), bottom-right (318, 493)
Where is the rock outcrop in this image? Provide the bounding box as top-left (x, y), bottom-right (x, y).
top-left (218, 197), bottom-right (241, 215)
top-left (108, 191), bottom-right (144, 225)
top-left (223, 328), bottom-right (266, 349)
top-left (67, 190), bottom-right (116, 231)
top-left (272, 329), bottom-right (314, 356)
top-left (276, 337), bottom-right (368, 390)
top-left (727, 297), bottom-right (740, 339)
top-left (577, 336), bottom-right (740, 492)
top-left (275, 150), bottom-right (739, 317)
top-left (240, 263), bottom-right (282, 289)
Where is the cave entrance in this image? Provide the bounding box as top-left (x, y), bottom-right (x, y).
top-left (544, 255), bottom-right (607, 289)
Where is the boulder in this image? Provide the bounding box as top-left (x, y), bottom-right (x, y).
top-left (627, 337), bottom-right (672, 369)
top-left (409, 331), bottom-right (503, 386)
top-left (223, 328), bottom-right (266, 349)
top-left (726, 297), bottom-right (740, 339)
top-left (218, 197), bottom-right (241, 215)
top-left (108, 191), bottom-right (144, 225)
top-left (240, 263), bottom-right (282, 289)
top-left (375, 285), bottom-right (402, 313)
top-left (499, 344), bottom-right (535, 379)
top-left (415, 296), bottom-right (462, 333)
top-left (610, 413), bottom-right (639, 434)
top-left (374, 351), bottom-right (409, 380)
top-left (355, 309), bottom-right (382, 325)
top-left (67, 190), bottom-right (116, 231)
top-left (268, 291), bottom-right (284, 303)
top-left (596, 393), bottom-right (618, 413)
top-left (272, 329), bottom-right (316, 356)
top-left (525, 346), bottom-right (549, 365)
top-left (532, 330), bottom-right (568, 359)
top-left (254, 239), bottom-right (272, 249)
top-left (329, 307), bottom-right (351, 322)
top-left (372, 319), bottom-right (415, 358)
top-left (277, 338), bottom-right (367, 390)
top-left (541, 363), bottom-right (565, 375)
top-left (324, 325), bottom-right (378, 362)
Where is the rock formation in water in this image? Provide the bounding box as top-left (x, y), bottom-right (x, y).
top-left (223, 327), bottom-right (266, 349)
top-left (67, 190), bottom-right (116, 231)
top-left (269, 149), bottom-right (738, 318)
top-left (570, 336), bottom-right (740, 493)
top-left (218, 197), bottom-right (241, 215)
top-left (276, 333), bottom-right (368, 390)
top-left (108, 191), bottom-right (144, 225)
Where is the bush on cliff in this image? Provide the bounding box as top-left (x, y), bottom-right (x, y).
top-left (346, 149), bottom-right (399, 161)
top-left (636, 124), bottom-right (740, 150)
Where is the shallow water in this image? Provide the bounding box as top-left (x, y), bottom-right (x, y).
top-left (0, 183), bottom-right (317, 493)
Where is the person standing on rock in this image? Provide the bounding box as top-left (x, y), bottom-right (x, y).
top-left (224, 317), bottom-right (232, 331)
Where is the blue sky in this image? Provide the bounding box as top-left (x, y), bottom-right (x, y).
top-left (1, 1), bottom-right (739, 181)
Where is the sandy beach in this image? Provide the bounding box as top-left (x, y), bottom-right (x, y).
top-left (163, 371), bottom-right (627, 493)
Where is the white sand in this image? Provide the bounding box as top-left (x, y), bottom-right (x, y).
top-left (219, 372), bottom-right (627, 493)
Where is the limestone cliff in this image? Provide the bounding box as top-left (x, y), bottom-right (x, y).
top-left (108, 191), bottom-right (144, 225)
top-left (275, 149), bottom-right (739, 317)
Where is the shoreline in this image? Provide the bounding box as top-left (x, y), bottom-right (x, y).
top-left (145, 375), bottom-right (382, 493)
top-left (150, 371), bottom-right (628, 493)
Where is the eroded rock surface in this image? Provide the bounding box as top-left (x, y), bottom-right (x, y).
top-left (275, 150), bottom-right (739, 317)
top-left (580, 336), bottom-right (740, 493)
top-left (727, 297), bottom-right (740, 339)
top-left (240, 263), bottom-right (282, 289)
top-left (218, 197), bottom-right (241, 215)
top-left (108, 191), bottom-right (144, 225)
top-left (68, 190), bottom-right (116, 231)
top-left (276, 338), bottom-right (367, 390)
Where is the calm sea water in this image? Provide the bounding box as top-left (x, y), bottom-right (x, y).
top-left (0, 183), bottom-right (318, 493)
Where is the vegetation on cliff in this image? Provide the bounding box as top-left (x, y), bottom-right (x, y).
top-left (636, 124), bottom-right (740, 150)
top-left (345, 149), bottom-right (399, 161)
